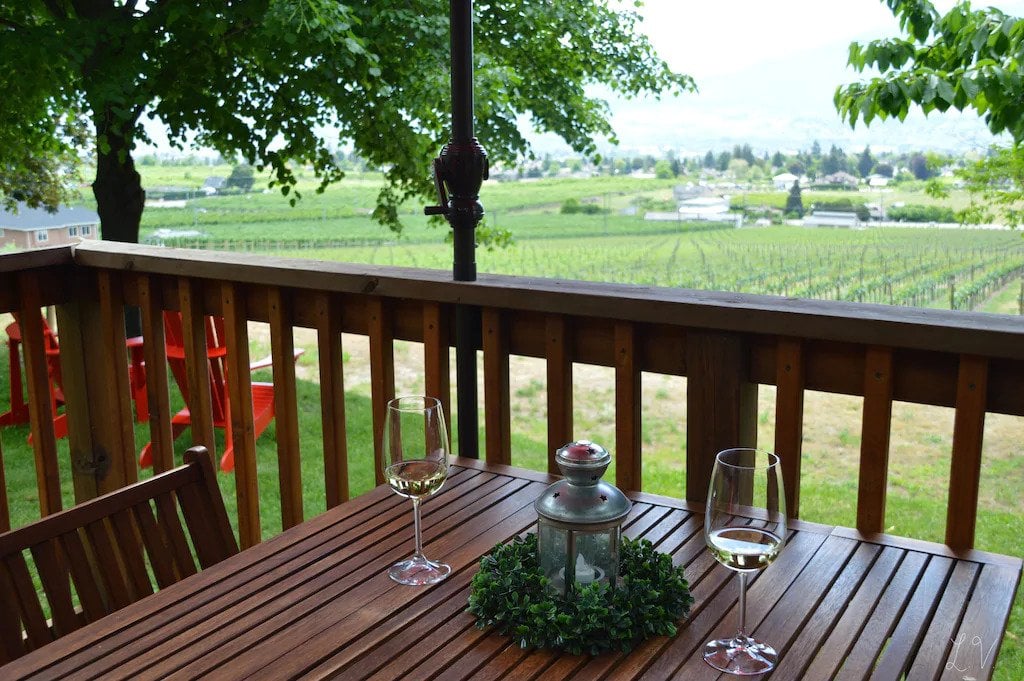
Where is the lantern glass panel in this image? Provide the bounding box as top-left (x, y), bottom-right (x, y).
top-left (538, 521), bottom-right (569, 591)
top-left (575, 529), bottom-right (616, 587)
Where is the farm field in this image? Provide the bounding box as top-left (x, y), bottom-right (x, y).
top-left (271, 224), bottom-right (1024, 311)
top-left (131, 168), bottom-right (1024, 313)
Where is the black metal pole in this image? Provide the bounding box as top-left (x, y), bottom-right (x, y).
top-left (450, 0), bottom-right (474, 148)
top-left (425, 0), bottom-right (488, 458)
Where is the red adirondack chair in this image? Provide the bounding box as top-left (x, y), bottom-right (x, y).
top-left (0, 318), bottom-right (62, 431)
top-left (2, 316), bottom-right (147, 439)
top-left (138, 312), bottom-right (301, 472)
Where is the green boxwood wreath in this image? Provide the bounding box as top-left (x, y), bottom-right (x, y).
top-left (467, 534), bottom-right (694, 656)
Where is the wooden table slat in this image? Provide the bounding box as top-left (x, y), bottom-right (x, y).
top-left (195, 480), bottom-right (546, 680)
top-left (315, 569), bottom-right (477, 679)
top-left (800, 545), bottom-right (906, 680)
top-left (0, 462), bottom-right (1018, 681)
top-left (622, 504), bottom-right (673, 540)
top-left (668, 530), bottom-right (831, 680)
top-left (138, 474), bottom-right (533, 680)
top-left (748, 535), bottom-right (861, 665)
top-left (430, 626), bottom-right (510, 681)
top-left (871, 555), bottom-right (955, 680)
top-left (769, 542), bottom-right (882, 681)
top-left (634, 530), bottom-right (824, 681)
top-left (376, 602), bottom-right (484, 681)
top-left (906, 560), bottom-right (981, 681)
top-left (942, 562), bottom-right (1022, 681)
top-left (834, 550), bottom-right (929, 680)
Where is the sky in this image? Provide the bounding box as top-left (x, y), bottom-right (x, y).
top-left (544, 0), bottom-right (1024, 156)
top-left (638, 0), bottom-right (901, 80)
top-left (142, 1), bottom-right (1024, 159)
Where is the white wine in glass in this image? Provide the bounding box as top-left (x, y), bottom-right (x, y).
top-left (381, 396), bottom-right (451, 586)
top-left (704, 448), bottom-right (787, 675)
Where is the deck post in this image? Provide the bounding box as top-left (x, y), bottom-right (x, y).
top-left (685, 330), bottom-right (758, 504)
top-left (57, 270), bottom-right (136, 500)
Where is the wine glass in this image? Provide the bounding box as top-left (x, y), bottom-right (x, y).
top-left (703, 448), bottom-right (787, 675)
top-left (381, 395), bottom-right (452, 585)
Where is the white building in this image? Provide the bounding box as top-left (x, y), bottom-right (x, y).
top-left (803, 211), bottom-right (861, 228)
top-left (773, 172), bottom-right (799, 190)
top-left (677, 196), bottom-right (731, 220)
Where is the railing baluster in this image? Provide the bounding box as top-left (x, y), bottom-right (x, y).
top-left (857, 346), bottom-right (894, 534)
top-left (774, 337), bottom-right (805, 518)
top-left (178, 278), bottom-right (215, 452)
top-left (138, 275), bottom-right (174, 473)
top-left (946, 354), bottom-right (988, 550)
top-left (0, 440), bottom-right (8, 532)
top-left (268, 287), bottom-right (302, 530)
top-left (96, 271), bottom-right (137, 486)
top-left (482, 307), bottom-right (511, 465)
top-left (221, 282), bottom-right (260, 548)
top-left (546, 314), bottom-right (572, 474)
top-left (615, 322), bottom-right (641, 491)
top-left (55, 300), bottom-right (97, 502)
top-left (367, 298), bottom-right (395, 485)
top-left (314, 292), bottom-right (348, 506)
top-left (423, 302), bottom-right (451, 427)
top-left (17, 273), bottom-right (61, 516)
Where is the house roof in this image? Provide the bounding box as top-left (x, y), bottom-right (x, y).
top-left (679, 197), bottom-right (728, 207)
top-left (821, 172), bottom-right (859, 184)
top-left (1, 203), bottom-right (100, 231)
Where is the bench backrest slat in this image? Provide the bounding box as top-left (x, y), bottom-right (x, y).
top-left (0, 446), bottom-right (237, 664)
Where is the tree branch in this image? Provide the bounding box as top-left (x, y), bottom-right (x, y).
top-left (0, 16), bottom-right (28, 29)
top-left (41, 0), bottom-right (68, 19)
top-left (69, 0), bottom-right (111, 20)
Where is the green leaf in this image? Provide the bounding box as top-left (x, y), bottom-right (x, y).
top-left (922, 75), bottom-right (937, 103)
top-left (467, 536), bottom-right (693, 655)
top-left (936, 79), bottom-right (956, 105)
top-left (961, 75), bottom-right (980, 99)
top-left (971, 26), bottom-right (990, 52)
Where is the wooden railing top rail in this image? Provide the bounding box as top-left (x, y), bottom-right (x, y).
top-left (68, 240), bottom-right (1024, 360)
top-left (0, 245), bottom-right (73, 275)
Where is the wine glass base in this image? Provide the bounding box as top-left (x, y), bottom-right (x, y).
top-left (703, 635), bottom-right (778, 675)
top-left (388, 556), bottom-right (451, 586)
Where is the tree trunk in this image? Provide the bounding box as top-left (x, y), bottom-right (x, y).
top-left (92, 111), bottom-right (145, 335)
top-left (92, 117), bottom-right (145, 244)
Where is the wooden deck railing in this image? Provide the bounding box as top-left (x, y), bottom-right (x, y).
top-left (2, 241), bottom-right (1022, 552)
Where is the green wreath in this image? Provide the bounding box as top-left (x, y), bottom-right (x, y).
top-left (467, 534), bottom-right (693, 656)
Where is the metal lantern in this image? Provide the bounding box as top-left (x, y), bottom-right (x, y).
top-left (534, 440), bottom-right (632, 595)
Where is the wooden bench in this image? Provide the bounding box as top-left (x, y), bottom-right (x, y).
top-left (0, 446), bottom-right (237, 663)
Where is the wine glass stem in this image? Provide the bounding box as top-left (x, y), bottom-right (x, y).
top-left (411, 497), bottom-right (425, 559)
top-left (736, 571), bottom-right (748, 638)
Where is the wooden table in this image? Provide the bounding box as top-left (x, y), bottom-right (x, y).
top-left (2, 460), bottom-right (1020, 680)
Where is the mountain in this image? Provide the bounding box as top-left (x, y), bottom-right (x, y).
top-left (529, 41), bottom-right (1001, 158)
